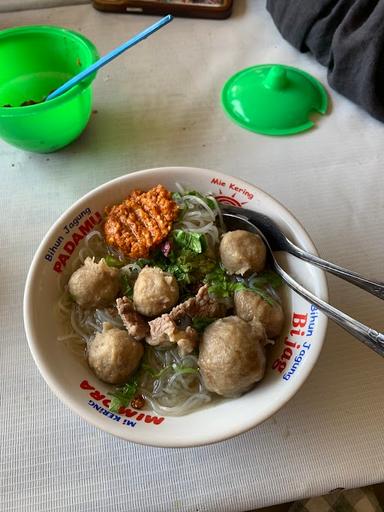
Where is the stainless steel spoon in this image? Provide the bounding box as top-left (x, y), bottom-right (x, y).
top-left (223, 212), bottom-right (384, 357)
top-left (221, 205), bottom-right (384, 300)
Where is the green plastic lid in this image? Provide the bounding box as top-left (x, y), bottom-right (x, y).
top-left (221, 64), bottom-right (328, 136)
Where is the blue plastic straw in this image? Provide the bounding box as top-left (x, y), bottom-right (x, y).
top-left (46, 14), bottom-right (173, 101)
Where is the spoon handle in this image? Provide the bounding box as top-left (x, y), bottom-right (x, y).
top-left (46, 14), bottom-right (173, 101)
top-left (274, 261), bottom-right (384, 357)
top-left (222, 205), bottom-right (384, 300)
top-left (285, 239), bottom-right (384, 300)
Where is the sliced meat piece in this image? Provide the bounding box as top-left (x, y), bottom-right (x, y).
top-left (147, 315), bottom-right (198, 355)
top-left (170, 284), bottom-right (228, 322)
top-left (116, 296), bottom-right (149, 341)
top-left (147, 314), bottom-right (175, 346)
top-left (176, 327), bottom-right (199, 356)
top-left (146, 285), bottom-right (228, 355)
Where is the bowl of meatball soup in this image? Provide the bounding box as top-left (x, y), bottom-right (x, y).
top-left (24, 167), bottom-right (328, 447)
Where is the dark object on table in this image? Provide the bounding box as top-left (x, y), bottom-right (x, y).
top-left (92, 0), bottom-right (233, 19)
top-left (2, 100), bottom-right (40, 107)
top-left (2, 89), bottom-right (57, 108)
top-left (267, 0), bottom-right (384, 122)
top-left (21, 99), bottom-right (39, 106)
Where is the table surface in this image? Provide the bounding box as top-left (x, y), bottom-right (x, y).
top-left (1, 2), bottom-right (384, 511)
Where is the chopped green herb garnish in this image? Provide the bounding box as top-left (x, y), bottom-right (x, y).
top-left (171, 191), bottom-right (183, 202)
top-left (192, 316), bottom-right (217, 332)
top-left (105, 255), bottom-right (125, 268)
top-left (172, 363), bottom-right (199, 375)
top-left (125, 240), bottom-right (215, 298)
top-left (167, 259), bottom-right (194, 285)
top-left (109, 378), bottom-right (138, 412)
top-left (245, 286), bottom-right (276, 306)
top-left (172, 230), bottom-right (206, 254)
top-left (185, 190), bottom-right (217, 210)
top-left (204, 265), bottom-right (278, 305)
top-left (249, 270), bottom-right (283, 289)
top-left (204, 265), bottom-right (238, 298)
top-left (135, 250), bottom-right (168, 271)
top-left (135, 258), bottom-right (153, 268)
top-left (172, 189), bottom-right (217, 211)
top-left (142, 362), bottom-right (199, 381)
top-left (120, 273), bottom-right (134, 298)
top-left (167, 249), bottom-right (216, 287)
top-left (142, 364), bottom-right (171, 380)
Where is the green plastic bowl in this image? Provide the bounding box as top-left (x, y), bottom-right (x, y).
top-left (0, 25), bottom-right (99, 153)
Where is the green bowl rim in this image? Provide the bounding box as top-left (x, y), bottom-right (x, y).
top-left (0, 25), bottom-right (99, 115)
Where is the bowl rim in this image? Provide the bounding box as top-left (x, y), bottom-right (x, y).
top-left (23, 166), bottom-right (329, 447)
top-left (0, 25), bottom-right (99, 115)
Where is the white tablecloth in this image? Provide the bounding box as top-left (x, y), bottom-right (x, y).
top-left (1, 2), bottom-right (383, 511)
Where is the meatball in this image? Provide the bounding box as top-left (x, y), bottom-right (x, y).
top-left (234, 290), bottom-right (284, 338)
top-left (219, 230), bottom-right (267, 275)
top-left (133, 266), bottom-right (179, 317)
top-left (68, 257), bottom-right (120, 309)
top-left (116, 296), bottom-right (149, 341)
top-left (147, 314), bottom-right (199, 355)
top-left (87, 322), bottom-right (144, 385)
top-left (198, 316), bottom-right (267, 397)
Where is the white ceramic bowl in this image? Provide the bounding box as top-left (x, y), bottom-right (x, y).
top-left (24, 167), bottom-right (328, 447)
